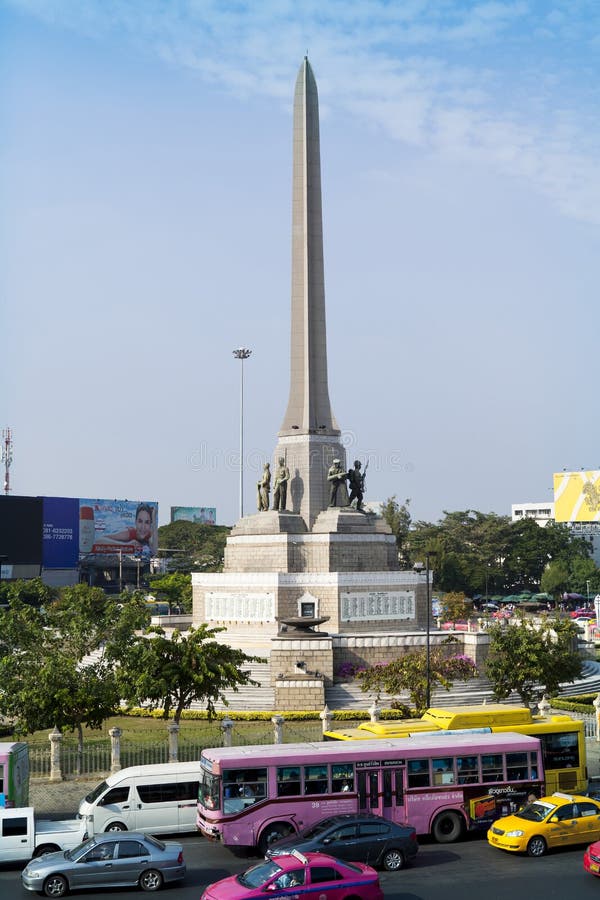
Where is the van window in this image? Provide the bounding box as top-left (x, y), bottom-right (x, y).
top-left (137, 783), bottom-right (179, 804)
top-left (176, 781), bottom-right (199, 801)
top-left (102, 787), bottom-right (130, 805)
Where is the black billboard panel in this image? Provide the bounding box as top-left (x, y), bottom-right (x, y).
top-left (0, 496), bottom-right (43, 565)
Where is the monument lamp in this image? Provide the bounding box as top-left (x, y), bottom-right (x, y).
top-left (414, 551), bottom-right (436, 709)
top-left (232, 348), bottom-right (252, 518)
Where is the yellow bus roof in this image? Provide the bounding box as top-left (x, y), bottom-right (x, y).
top-left (423, 705), bottom-right (535, 729)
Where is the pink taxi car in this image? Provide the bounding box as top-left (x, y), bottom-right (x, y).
top-left (200, 850), bottom-right (384, 900)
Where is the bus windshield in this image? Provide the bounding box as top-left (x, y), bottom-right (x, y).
top-left (199, 769), bottom-right (220, 810)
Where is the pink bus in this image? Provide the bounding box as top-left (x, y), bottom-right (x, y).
top-left (197, 732), bottom-right (543, 853)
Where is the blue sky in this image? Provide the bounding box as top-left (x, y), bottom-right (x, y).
top-left (1, 1), bottom-right (599, 528)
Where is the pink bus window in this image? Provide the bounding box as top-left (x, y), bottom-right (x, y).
top-left (407, 759), bottom-right (430, 788)
top-left (304, 765), bottom-right (328, 794)
top-left (277, 767), bottom-right (301, 797)
top-left (481, 754), bottom-right (503, 782)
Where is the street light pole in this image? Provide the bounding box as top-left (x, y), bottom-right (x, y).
top-left (414, 551), bottom-right (436, 709)
top-left (232, 348), bottom-right (252, 519)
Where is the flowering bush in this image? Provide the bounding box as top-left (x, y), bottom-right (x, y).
top-left (336, 662), bottom-right (359, 679)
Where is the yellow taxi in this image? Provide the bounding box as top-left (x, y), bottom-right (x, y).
top-left (487, 792), bottom-right (600, 857)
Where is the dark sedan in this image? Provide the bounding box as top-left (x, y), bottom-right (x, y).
top-left (266, 814), bottom-right (418, 871)
top-left (21, 832), bottom-right (185, 897)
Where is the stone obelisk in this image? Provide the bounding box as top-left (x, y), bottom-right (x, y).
top-left (274, 58), bottom-right (346, 529)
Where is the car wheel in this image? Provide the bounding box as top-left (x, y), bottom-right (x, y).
top-left (258, 822), bottom-right (294, 856)
top-left (33, 845), bottom-right (60, 858)
top-left (105, 822), bottom-right (127, 832)
top-left (432, 811), bottom-right (464, 843)
top-left (382, 848), bottom-right (405, 871)
top-left (527, 836), bottom-right (547, 857)
top-left (139, 869), bottom-right (164, 892)
top-left (43, 874), bottom-right (68, 898)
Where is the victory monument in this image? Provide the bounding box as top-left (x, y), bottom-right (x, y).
top-left (192, 59), bottom-right (431, 709)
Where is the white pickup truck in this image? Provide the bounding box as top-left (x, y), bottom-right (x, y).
top-left (0, 806), bottom-right (87, 863)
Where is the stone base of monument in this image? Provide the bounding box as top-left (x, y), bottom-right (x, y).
top-left (312, 507), bottom-right (391, 534)
top-left (231, 511), bottom-right (307, 535)
top-left (274, 673), bottom-right (325, 711)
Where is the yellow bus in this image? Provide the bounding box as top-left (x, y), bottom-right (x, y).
top-left (323, 704), bottom-right (587, 794)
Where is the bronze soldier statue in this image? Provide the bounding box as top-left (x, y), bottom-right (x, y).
top-left (257, 462), bottom-right (271, 511)
top-left (347, 459), bottom-right (366, 510)
top-left (272, 457), bottom-right (290, 511)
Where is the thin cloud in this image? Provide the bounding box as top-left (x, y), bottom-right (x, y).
top-left (6, 0), bottom-right (600, 224)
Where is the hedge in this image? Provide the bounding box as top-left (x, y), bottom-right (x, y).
top-left (121, 707), bottom-right (412, 722)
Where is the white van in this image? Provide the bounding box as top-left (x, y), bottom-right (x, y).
top-left (78, 762), bottom-right (200, 835)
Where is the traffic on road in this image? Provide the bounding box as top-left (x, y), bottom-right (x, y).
top-left (1, 829), bottom-right (600, 900)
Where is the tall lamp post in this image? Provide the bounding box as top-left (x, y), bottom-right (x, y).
top-left (232, 348), bottom-right (252, 519)
top-left (414, 551), bottom-right (436, 709)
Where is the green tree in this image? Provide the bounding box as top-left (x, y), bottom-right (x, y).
top-left (115, 623), bottom-right (265, 723)
top-left (156, 521), bottom-right (230, 574)
top-left (147, 573), bottom-right (192, 613)
top-left (540, 560), bottom-right (570, 598)
top-left (0, 576), bottom-right (57, 608)
top-left (0, 584), bottom-right (148, 758)
top-left (485, 619), bottom-right (582, 707)
top-left (381, 497), bottom-right (412, 566)
top-left (357, 641), bottom-right (478, 714)
top-left (409, 511), bottom-right (593, 597)
top-left (440, 592), bottom-right (471, 625)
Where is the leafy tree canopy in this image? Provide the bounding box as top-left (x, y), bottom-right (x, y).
top-left (485, 618), bottom-right (582, 707)
top-left (407, 510), bottom-right (597, 597)
top-left (114, 623), bottom-right (266, 723)
top-left (357, 640), bottom-right (478, 715)
top-left (0, 583), bottom-right (148, 742)
top-left (381, 497), bottom-right (412, 566)
top-left (147, 572), bottom-right (192, 612)
top-left (156, 521), bottom-right (230, 574)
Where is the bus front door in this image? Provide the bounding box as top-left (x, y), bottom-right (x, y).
top-left (358, 766), bottom-right (406, 821)
top-left (358, 769), bottom-right (381, 814)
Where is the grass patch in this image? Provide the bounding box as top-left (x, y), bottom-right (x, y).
top-left (22, 715), bottom-right (341, 747)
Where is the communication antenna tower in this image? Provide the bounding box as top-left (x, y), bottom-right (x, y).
top-left (2, 428), bottom-right (13, 495)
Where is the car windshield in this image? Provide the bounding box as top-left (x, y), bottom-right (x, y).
top-left (84, 781), bottom-right (109, 804)
top-left (238, 861), bottom-right (282, 888)
top-left (65, 837), bottom-right (97, 861)
top-left (516, 801), bottom-right (556, 822)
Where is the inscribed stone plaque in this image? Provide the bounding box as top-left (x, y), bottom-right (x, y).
top-left (341, 591), bottom-right (415, 622)
top-left (206, 592), bottom-right (276, 622)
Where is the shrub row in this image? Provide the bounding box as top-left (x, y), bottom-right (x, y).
top-left (122, 707), bottom-right (411, 722)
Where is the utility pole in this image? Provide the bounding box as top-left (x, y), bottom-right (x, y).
top-left (1, 428), bottom-right (13, 495)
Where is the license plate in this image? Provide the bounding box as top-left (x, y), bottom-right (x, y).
top-left (591, 863), bottom-right (599, 873)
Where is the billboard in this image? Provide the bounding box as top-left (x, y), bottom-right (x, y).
top-left (0, 496), bottom-right (43, 564)
top-left (43, 497), bottom-right (79, 568)
top-left (554, 471), bottom-right (600, 522)
top-left (171, 506), bottom-right (216, 525)
top-left (79, 499), bottom-right (159, 557)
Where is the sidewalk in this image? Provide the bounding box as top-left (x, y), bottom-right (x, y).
top-left (30, 778), bottom-right (98, 820)
top-left (29, 736), bottom-right (600, 819)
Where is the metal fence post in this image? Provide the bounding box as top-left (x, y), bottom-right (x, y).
top-left (272, 715), bottom-right (284, 744)
top-left (49, 727), bottom-right (63, 782)
top-left (221, 718), bottom-right (234, 747)
top-left (320, 705), bottom-right (332, 736)
top-left (109, 727), bottom-right (123, 773)
top-left (369, 702), bottom-right (381, 723)
top-left (167, 722), bottom-right (180, 762)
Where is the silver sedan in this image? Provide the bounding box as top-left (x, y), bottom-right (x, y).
top-left (21, 832), bottom-right (186, 897)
